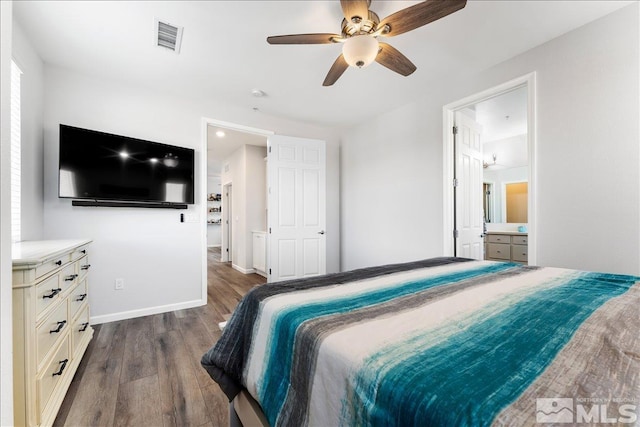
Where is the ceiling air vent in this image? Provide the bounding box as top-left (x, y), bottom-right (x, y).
top-left (154, 19), bottom-right (183, 54)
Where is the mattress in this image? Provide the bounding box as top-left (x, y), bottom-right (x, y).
top-left (201, 257), bottom-right (640, 426)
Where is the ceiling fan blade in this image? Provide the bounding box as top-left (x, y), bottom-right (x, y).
top-left (323, 54), bottom-right (349, 86)
top-left (340, 0), bottom-right (370, 22)
top-left (379, 0), bottom-right (467, 37)
top-left (375, 43), bottom-right (416, 76)
top-left (267, 33), bottom-right (341, 44)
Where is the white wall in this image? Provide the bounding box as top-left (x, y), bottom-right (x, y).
top-left (42, 65), bottom-right (340, 322)
top-left (1, 2), bottom-right (14, 424)
top-left (206, 175), bottom-right (221, 247)
top-left (341, 4), bottom-right (639, 275)
top-left (221, 147), bottom-right (245, 267)
top-left (13, 21), bottom-right (44, 240)
top-left (220, 145), bottom-right (267, 272)
top-left (245, 144), bottom-right (268, 264)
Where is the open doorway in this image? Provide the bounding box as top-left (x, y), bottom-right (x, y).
top-left (443, 73), bottom-right (536, 265)
top-left (200, 119), bottom-right (272, 302)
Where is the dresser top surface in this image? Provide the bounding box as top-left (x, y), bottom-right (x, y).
top-left (12, 239), bottom-right (92, 266)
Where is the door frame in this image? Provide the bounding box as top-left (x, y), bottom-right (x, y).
top-left (200, 118), bottom-right (274, 303)
top-left (442, 72), bottom-right (537, 265)
top-left (222, 183), bottom-right (232, 263)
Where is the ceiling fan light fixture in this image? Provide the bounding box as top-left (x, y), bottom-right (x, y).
top-left (342, 35), bottom-right (379, 68)
top-left (162, 153), bottom-right (179, 168)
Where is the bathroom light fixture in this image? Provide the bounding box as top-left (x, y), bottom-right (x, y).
top-left (216, 130), bottom-right (225, 138)
top-left (483, 153), bottom-right (497, 169)
top-left (342, 35), bottom-right (379, 68)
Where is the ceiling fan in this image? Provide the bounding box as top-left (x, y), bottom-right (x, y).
top-left (266, 0), bottom-right (467, 86)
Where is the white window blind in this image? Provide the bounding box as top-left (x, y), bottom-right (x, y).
top-left (11, 61), bottom-right (22, 243)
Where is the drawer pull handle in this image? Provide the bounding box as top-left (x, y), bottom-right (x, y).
top-left (76, 293), bottom-right (87, 302)
top-left (65, 274), bottom-right (79, 281)
top-left (81, 249), bottom-right (86, 254)
top-left (43, 288), bottom-right (62, 299)
top-left (52, 359), bottom-right (69, 376)
top-left (54, 260), bottom-right (62, 266)
top-left (79, 322), bottom-right (89, 332)
top-left (81, 264), bottom-right (91, 270)
top-left (50, 320), bottom-right (66, 334)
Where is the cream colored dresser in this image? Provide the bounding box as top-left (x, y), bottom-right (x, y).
top-left (12, 239), bottom-right (94, 427)
top-left (485, 232), bottom-right (528, 264)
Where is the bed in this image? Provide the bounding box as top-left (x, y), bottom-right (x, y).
top-left (201, 257), bottom-right (640, 426)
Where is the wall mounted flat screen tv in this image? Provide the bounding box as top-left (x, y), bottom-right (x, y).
top-left (59, 124), bottom-right (195, 205)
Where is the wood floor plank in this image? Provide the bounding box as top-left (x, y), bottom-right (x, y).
top-left (156, 330), bottom-right (210, 427)
top-left (113, 375), bottom-right (163, 427)
top-left (63, 357), bottom-right (122, 426)
top-left (200, 384), bottom-right (229, 427)
top-left (88, 320), bottom-right (128, 366)
top-left (193, 302), bottom-right (229, 338)
top-left (176, 313), bottom-right (219, 388)
top-left (152, 311), bottom-right (178, 335)
top-left (120, 316), bottom-right (157, 384)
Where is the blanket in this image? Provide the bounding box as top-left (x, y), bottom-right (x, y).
top-left (202, 258), bottom-right (640, 426)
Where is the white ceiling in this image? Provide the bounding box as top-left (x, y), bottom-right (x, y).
top-left (14, 1), bottom-right (632, 128)
top-left (476, 85), bottom-right (527, 143)
top-left (207, 126), bottom-right (267, 176)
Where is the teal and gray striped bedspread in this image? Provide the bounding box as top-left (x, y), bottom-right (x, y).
top-left (201, 257), bottom-right (640, 426)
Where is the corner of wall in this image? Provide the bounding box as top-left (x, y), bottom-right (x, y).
top-left (1, 2), bottom-right (15, 424)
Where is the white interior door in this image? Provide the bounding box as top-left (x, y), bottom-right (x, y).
top-left (267, 135), bottom-right (326, 282)
top-left (455, 111), bottom-right (484, 260)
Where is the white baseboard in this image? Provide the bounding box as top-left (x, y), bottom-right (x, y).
top-left (207, 244), bottom-right (222, 248)
top-left (90, 298), bottom-right (206, 325)
top-left (231, 264), bottom-right (256, 275)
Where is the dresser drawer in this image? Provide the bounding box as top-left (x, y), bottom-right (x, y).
top-left (37, 300), bottom-right (69, 371)
top-left (487, 234), bottom-right (510, 244)
top-left (512, 245), bottom-right (528, 262)
top-left (36, 274), bottom-right (63, 318)
top-left (37, 335), bottom-right (70, 423)
top-left (71, 245), bottom-right (89, 262)
top-left (78, 255), bottom-right (91, 280)
top-left (512, 235), bottom-right (528, 245)
top-left (59, 262), bottom-right (79, 295)
top-left (69, 279), bottom-right (88, 319)
top-left (72, 305), bottom-right (91, 357)
top-left (488, 243), bottom-right (511, 260)
top-left (34, 256), bottom-right (67, 282)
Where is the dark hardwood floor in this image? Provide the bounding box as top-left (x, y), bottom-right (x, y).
top-left (54, 247), bottom-right (266, 427)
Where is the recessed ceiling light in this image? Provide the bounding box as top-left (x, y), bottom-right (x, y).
top-left (119, 151), bottom-right (129, 159)
top-left (251, 89), bottom-right (266, 98)
top-left (150, 158), bottom-right (158, 163)
top-left (216, 130), bottom-right (225, 138)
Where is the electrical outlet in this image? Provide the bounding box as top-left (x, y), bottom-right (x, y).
top-left (115, 278), bottom-right (124, 290)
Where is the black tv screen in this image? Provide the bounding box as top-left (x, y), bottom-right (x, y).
top-left (59, 125), bottom-right (195, 204)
